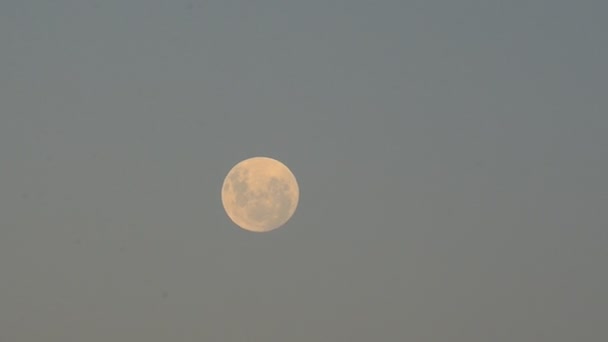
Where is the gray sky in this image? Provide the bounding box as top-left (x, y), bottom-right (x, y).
top-left (1, 0), bottom-right (607, 340)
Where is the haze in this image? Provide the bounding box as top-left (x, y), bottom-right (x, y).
top-left (1, 0), bottom-right (606, 341)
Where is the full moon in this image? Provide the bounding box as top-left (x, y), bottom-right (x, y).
top-left (221, 156), bottom-right (299, 232)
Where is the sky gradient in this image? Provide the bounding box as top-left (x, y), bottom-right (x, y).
top-left (1, 0), bottom-right (607, 341)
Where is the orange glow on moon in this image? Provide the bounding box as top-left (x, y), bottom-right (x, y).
top-left (221, 157), bottom-right (299, 232)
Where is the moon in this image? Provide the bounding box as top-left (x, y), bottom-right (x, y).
top-left (221, 156), bottom-right (299, 232)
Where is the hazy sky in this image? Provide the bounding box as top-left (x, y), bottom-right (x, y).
top-left (1, 0), bottom-right (607, 341)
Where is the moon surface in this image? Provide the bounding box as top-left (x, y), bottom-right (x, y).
top-left (221, 157), bottom-right (299, 232)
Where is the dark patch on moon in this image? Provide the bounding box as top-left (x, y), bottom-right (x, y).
top-left (230, 169), bottom-right (250, 208)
